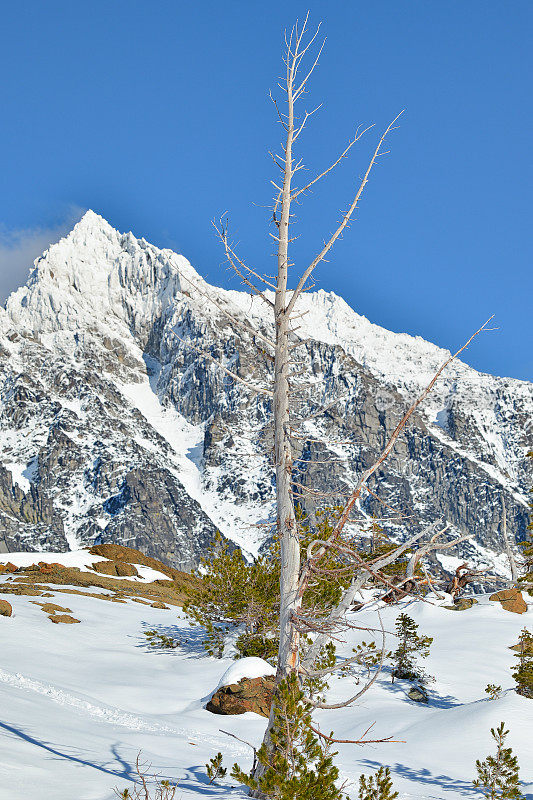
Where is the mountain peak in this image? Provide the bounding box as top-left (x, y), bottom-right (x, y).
top-left (74, 209), bottom-right (112, 230)
top-left (64, 209), bottom-right (119, 247)
top-left (2, 211), bottom-right (186, 340)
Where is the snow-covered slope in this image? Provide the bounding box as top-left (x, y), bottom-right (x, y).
top-left (0, 211), bottom-right (531, 568)
top-left (1, 554), bottom-right (532, 799)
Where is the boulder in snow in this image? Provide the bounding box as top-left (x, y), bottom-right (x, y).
top-left (0, 598), bottom-right (12, 617)
top-left (207, 657), bottom-right (276, 717)
top-left (207, 676), bottom-right (275, 717)
top-left (489, 588), bottom-right (527, 614)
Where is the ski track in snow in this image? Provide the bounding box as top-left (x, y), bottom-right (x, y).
top-left (0, 667), bottom-right (188, 736)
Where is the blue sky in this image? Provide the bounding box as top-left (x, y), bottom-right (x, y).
top-left (0, 1), bottom-right (531, 380)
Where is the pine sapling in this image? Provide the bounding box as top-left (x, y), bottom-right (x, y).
top-left (358, 766), bottom-right (399, 800)
top-left (473, 722), bottom-right (524, 800)
top-left (391, 613), bottom-right (433, 685)
top-left (206, 752), bottom-right (227, 784)
top-left (143, 630), bottom-right (180, 649)
top-left (485, 684), bottom-right (503, 701)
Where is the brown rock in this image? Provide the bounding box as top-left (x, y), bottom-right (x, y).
top-left (150, 601), bottom-right (169, 609)
top-left (0, 562), bottom-right (18, 574)
top-left (49, 614), bottom-right (80, 624)
top-left (115, 562), bottom-right (139, 577)
top-left (489, 588), bottom-right (527, 614)
top-left (92, 560), bottom-right (139, 578)
top-left (444, 598), bottom-right (479, 611)
top-left (0, 599), bottom-right (13, 617)
top-left (88, 543), bottom-right (185, 581)
top-left (3, 561), bottom-right (194, 607)
top-left (32, 602), bottom-right (72, 614)
top-left (206, 676), bottom-right (275, 717)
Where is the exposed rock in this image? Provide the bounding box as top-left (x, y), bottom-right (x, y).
top-left (3, 561), bottom-right (197, 606)
top-left (206, 676), bottom-right (275, 717)
top-left (97, 467), bottom-right (221, 572)
top-left (489, 589), bottom-right (527, 614)
top-left (91, 560), bottom-right (139, 577)
top-left (150, 601), bottom-right (169, 609)
top-left (0, 562), bottom-right (18, 574)
top-left (49, 614), bottom-right (80, 624)
top-left (0, 598), bottom-right (13, 616)
top-left (32, 602), bottom-right (72, 614)
top-left (444, 598), bottom-right (478, 611)
top-left (0, 465), bottom-right (68, 553)
top-left (408, 686), bottom-right (428, 703)
top-left (88, 543), bottom-right (184, 580)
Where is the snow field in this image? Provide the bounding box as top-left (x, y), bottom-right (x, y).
top-left (1, 566), bottom-right (532, 800)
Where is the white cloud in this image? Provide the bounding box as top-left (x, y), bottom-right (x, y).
top-left (0, 206), bottom-right (85, 304)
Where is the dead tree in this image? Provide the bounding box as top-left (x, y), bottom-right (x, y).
top-left (178, 13), bottom-right (493, 788)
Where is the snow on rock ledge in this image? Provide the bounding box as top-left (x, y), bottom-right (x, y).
top-left (216, 657), bottom-right (276, 690)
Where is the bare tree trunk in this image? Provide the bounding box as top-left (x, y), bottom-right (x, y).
top-left (274, 54), bottom-right (300, 681)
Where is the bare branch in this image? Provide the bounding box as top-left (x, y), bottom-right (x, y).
top-left (291, 126), bottom-right (374, 200)
top-left (310, 722), bottom-right (402, 746)
top-left (178, 270), bottom-right (275, 350)
top-left (286, 112), bottom-right (404, 315)
top-left (330, 316), bottom-right (494, 542)
top-left (305, 611), bottom-right (387, 709)
top-left (213, 219), bottom-right (276, 305)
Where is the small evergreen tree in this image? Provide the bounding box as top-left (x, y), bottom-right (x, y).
top-left (143, 630), bottom-right (180, 649)
top-left (206, 752), bottom-right (227, 784)
top-left (348, 640), bottom-right (389, 678)
top-left (391, 614), bottom-right (433, 684)
top-left (183, 533), bottom-right (280, 661)
top-left (231, 673), bottom-right (343, 800)
top-left (485, 684), bottom-right (503, 701)
top-left (358, 766), bottom-right (398, 800)
top-left (473, 722), bottom-right (524, 799)
top-left (511, 628), bottom-right (533, 698)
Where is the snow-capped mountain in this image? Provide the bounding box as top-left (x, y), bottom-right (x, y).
top-left (0, 210), bottom-right (531, 569)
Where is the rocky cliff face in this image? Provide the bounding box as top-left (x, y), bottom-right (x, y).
top-left (0, 211), bottom-right (531, 570)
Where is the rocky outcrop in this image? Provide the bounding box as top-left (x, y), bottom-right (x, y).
top-left (91, 560), bottom-right (138, 577)
top-left (206, 676), bottom-right (275, 717)
top-left (444, 598), bottom-right (478, 611)
top-left (408, 686), bottom-right (428, 703)
top-left (0, 466), bottom-right (67, 553)
top-left (96, 467), bottom-right (220, 572)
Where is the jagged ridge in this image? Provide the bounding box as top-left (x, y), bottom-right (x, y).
top-left (0, 211), bottom-right (531, 570)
